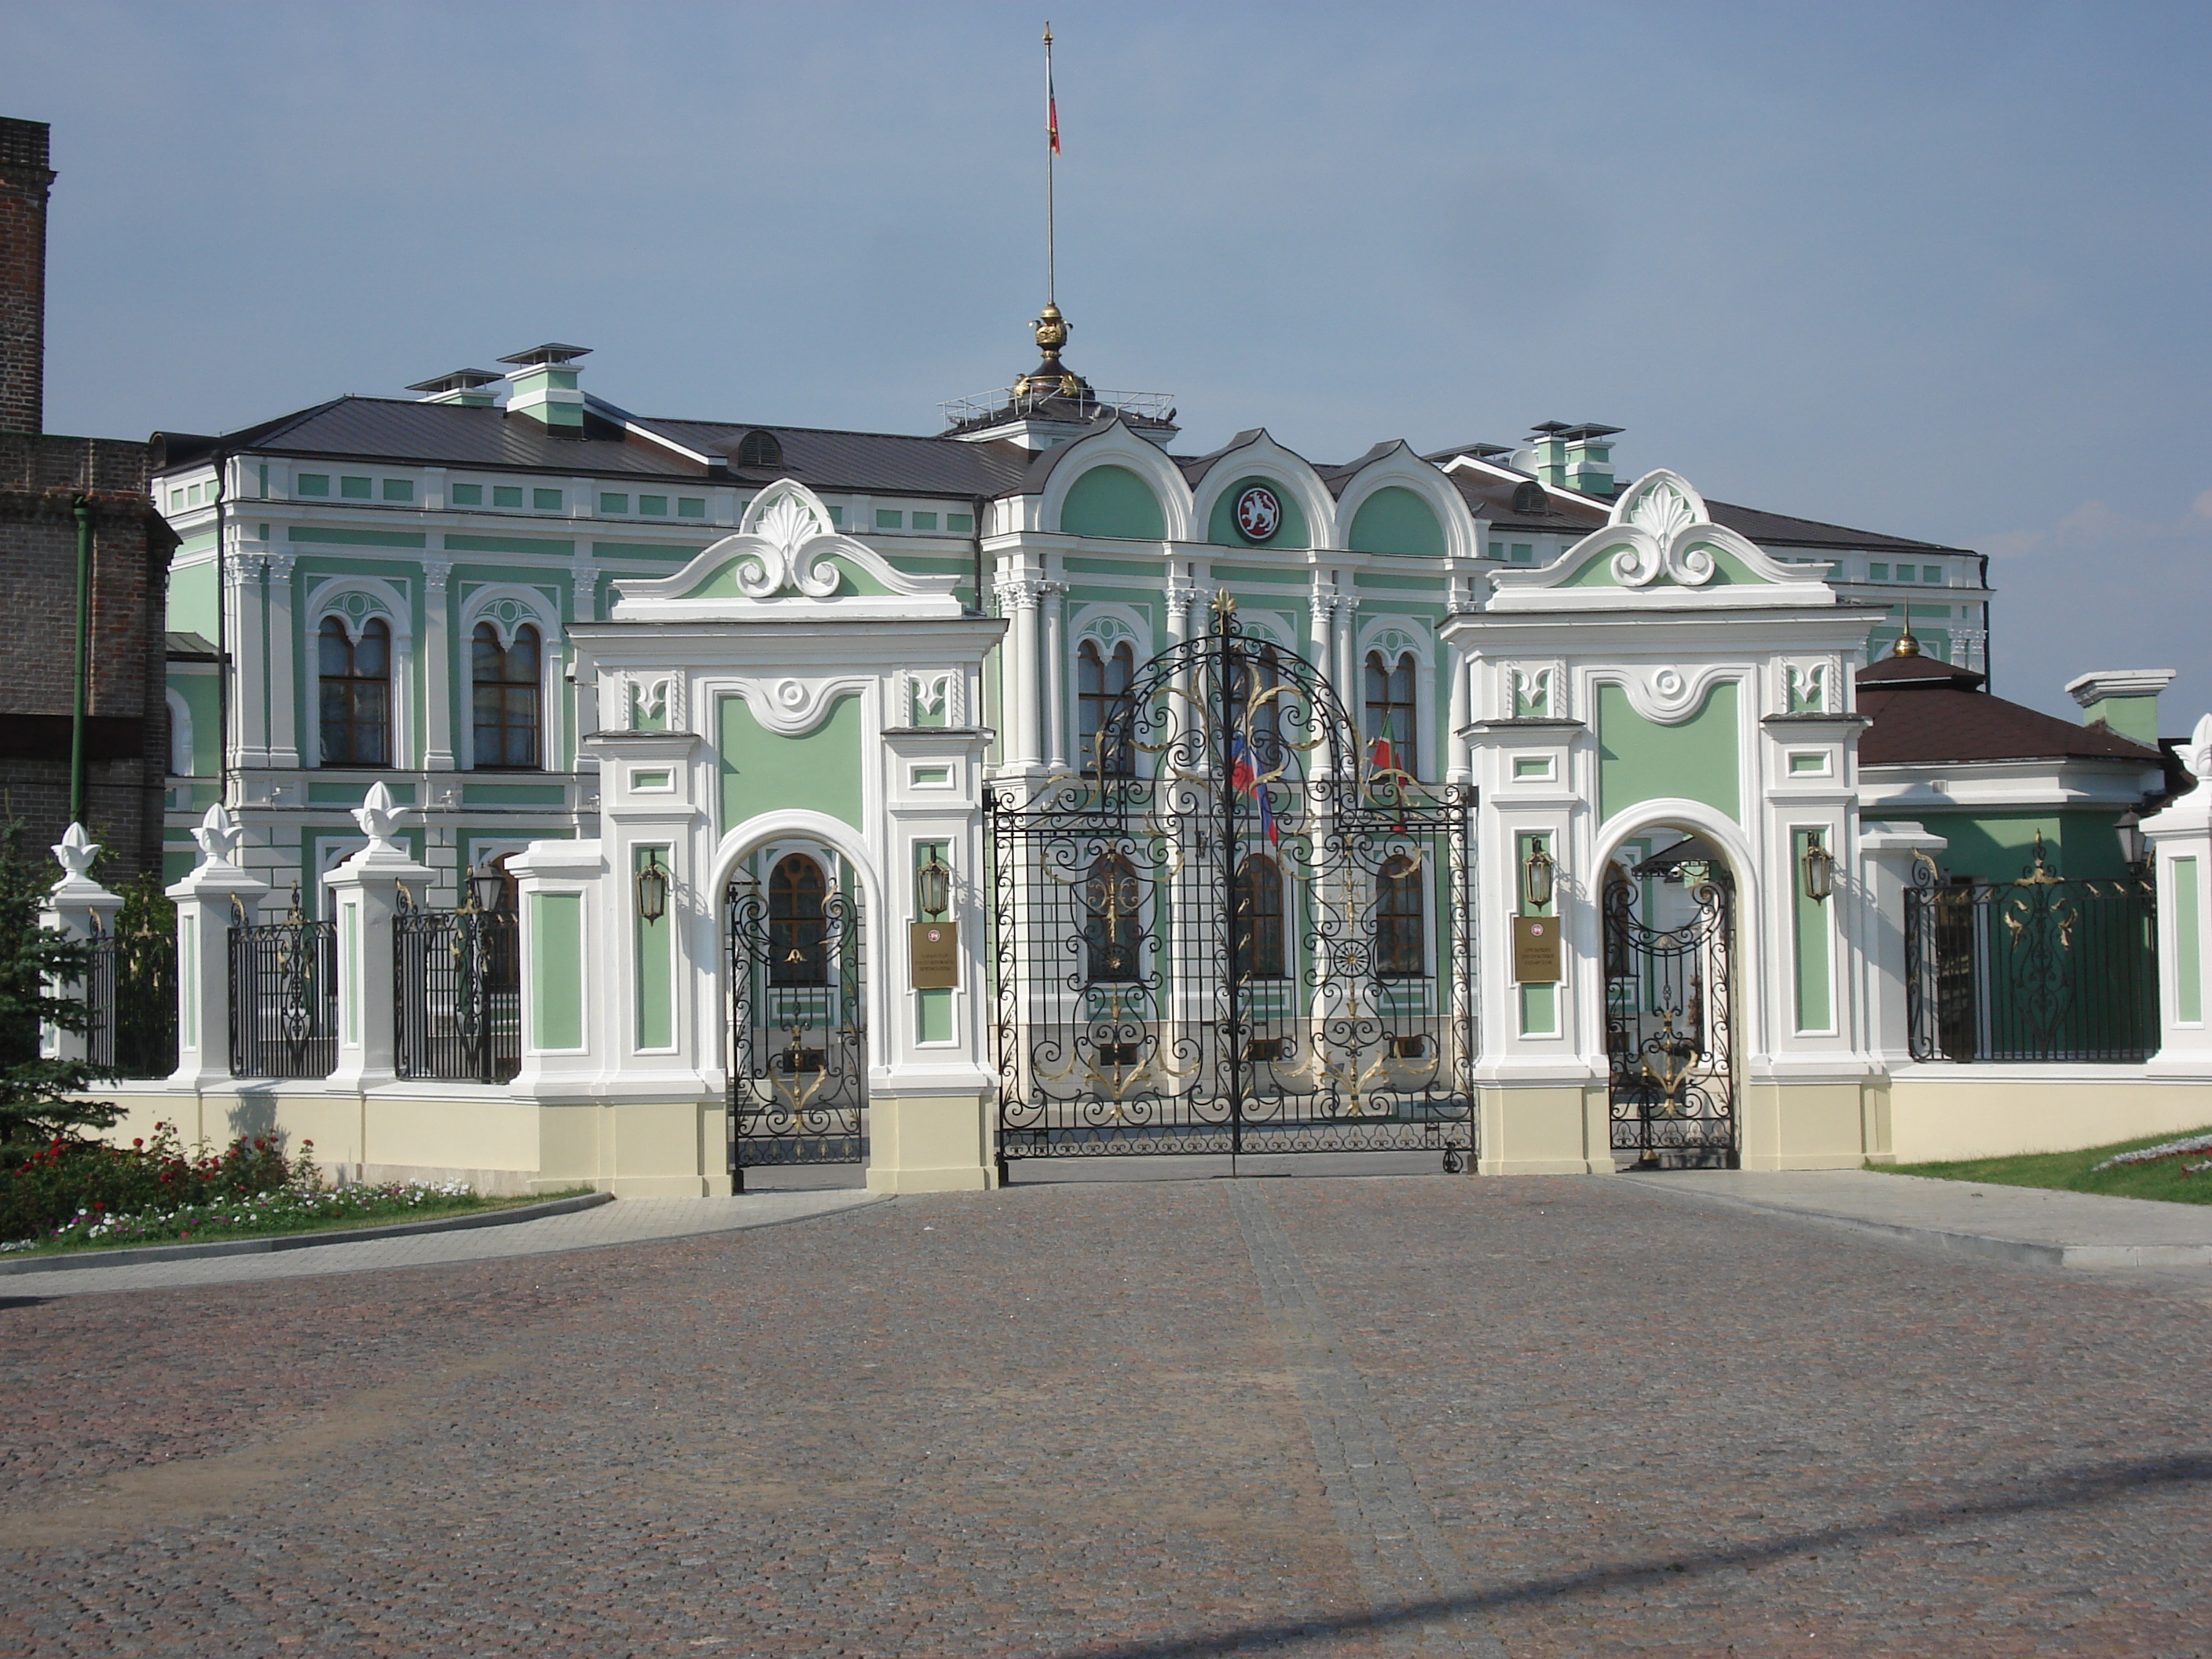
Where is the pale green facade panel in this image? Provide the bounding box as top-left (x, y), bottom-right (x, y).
top-left (719, 692), bottom-right (864, 832)
top-left (1596, 681), bottom-right (1741, 825)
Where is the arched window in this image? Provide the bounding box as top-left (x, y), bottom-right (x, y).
top-left (1511, 480), bottom-right (1547, 515)
top-left (1077, 638), bottom-right (1137, 777)
top-left (1376, 851), bottom-right (1424, 979)
top-left (1364, 650), bottom-right (1417, 775)
top-left (318, 615), bottom-right (390, 767)
top-left (1229, 643), bottom-right (1284, 760)
top-left (472, 622), bottom-right (542, 770)
top-left (1084, 851), bottom-right (1142, 982)
top-left (769, 855), bottom-right (829, 987)
top-left (1234, 856), bottom-right (1286, 982)
top-left (737, 429), bottom-right (783, 470)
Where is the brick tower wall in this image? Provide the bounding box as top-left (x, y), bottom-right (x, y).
top-left (0, 118), bottom-right (53, 436)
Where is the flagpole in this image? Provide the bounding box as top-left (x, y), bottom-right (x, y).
top-left (1044, 22), bottom-right (1056, 308)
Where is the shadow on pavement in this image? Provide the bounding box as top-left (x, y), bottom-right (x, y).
top-left (1060, 1451), bottom-right (2212, 1657)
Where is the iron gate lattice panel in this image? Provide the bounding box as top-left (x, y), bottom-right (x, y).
top-left (228, 903), bottom-right (339, 1081)
top-left (86, 924), bottom-right (177, 1079)
top-left (394, 899), bottom-right (521, 1083)
top-left (1905, 848), bottom-right (2158, 1064)
top-left (990, 599), bottom-right (1475, 1173)
top-left (1605, 858), bottom-right (1735, 1167)
top-left (727, 873), bottom-right (866, 1187)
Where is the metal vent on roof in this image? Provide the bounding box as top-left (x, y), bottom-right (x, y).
top-left (736, 430), bottom-right (783, 470)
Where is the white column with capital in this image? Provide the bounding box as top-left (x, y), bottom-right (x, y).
top-left (225, 551), bottom-right (270, 768)
top-left (166, 804), bottom-right (272, 1090)
top-left (324, 783), bottom-right (435, 1093)
top-left (263, 553), bottom-right (301, 769)
top-left (1446, 636), bottom-right (1472, 786)
top-left (421, 559), bottom-right (456, 772)
top-left (39, 823), bottom-right (123, 1063)
top-left (1042, 579), bottom-right (1069, 771)
top-left (997, 576), bottom-right (1042, 771)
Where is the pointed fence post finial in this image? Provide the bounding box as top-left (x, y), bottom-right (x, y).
top-left (52, 822), bottom-right (100, 882)
top-left (354, 780), bottom-right (405, 852)
top-left (192, 802), bottom-right (243, 866)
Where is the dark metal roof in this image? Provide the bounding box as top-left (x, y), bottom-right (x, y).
top-left (1705, 500), bottom-right (1969, 555)
top-left (1856, 653), bottom-right (2162, 767)
top-left (156, 396), bottom-right (1030, 496)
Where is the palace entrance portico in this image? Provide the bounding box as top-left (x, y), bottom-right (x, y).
top-left (102, 467), bottom-right (2142, 1196)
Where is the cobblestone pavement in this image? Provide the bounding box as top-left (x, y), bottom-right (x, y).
top-left (2, 1174), bottom-right (2208, 1657)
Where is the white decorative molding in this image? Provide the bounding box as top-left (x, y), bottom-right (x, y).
top-left (1508, 666), bottom-right (1556, 720)
top-left (191, 802), bottom-right (244, 867)
top-left (1611, 663), bottom-right (1741, 725)
top-left (909, 672), bottom-right (951, 724)
top-left (353, 780), bottom-right (405, 852)
top-left (460, 582), bottom-right (561, 646)
top-left (306, 574), bottom-right (414, 640)
top-left (1784, 660), bottom-right (1833, 715)
top-left (731, 674), bottom-right (875, 737)
top-left (1489, 468), bottom-right (1837, 612)
top-left (611, 479), bottom-right (964, 621)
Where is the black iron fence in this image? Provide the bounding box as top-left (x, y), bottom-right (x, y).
top-left (394, 896), bottom-right (521, 1084)
top-left (1906, 852), bottom-right (2159, 1064)
top-left (85, 921), bottom-right (178, 1078)
top-left (228, 899), bottom-right (339, 1079)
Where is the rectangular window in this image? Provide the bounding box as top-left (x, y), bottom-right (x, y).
top-left (532, 488), bottom-right (562, 511)
top-left (638, 494), bottom-right (668, 515)
top-left (296, 474), bottom-right (330, 497)
top-left (451, 482), bottom-right (483, 505)
top-left (168, 489), bottom-right (185, 511)
top-left (599, 493), bottom-right (629, 515)
top-left (1869, 562), bottom-right (1889, 581)
top-left (677, 497), bottom-right (705, 518)
top-left (912, 511), bottom-right (939, 531)
top-left (341, 476), bottom-right (372, 500)
top-left (947, 511), bottom-right (973, 533)
top-left (876, 509), bottom-right (903, 529)
top-left (382, 478), bottom-right (413, 502)
top-left (1511, 543), bottom-right (1533, 563)
top-left (1488, 540), bottom-right (1505, 560)
top-left (827, 504), bottom-right (844, 526)
top-left (187, 483), bottom-right (202, 507)
top-left (1924, 566), bottom-right (1943, 584)
top-left (1376, 854), bottom-right (1425, 978)
top-left (493, 485), bottom-right (524, 508)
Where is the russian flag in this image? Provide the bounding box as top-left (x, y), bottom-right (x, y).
top-left (1230, 733), bottom-right (1279, 846)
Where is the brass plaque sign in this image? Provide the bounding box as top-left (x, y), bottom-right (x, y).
top-left (910, 921), bottom-right (960, 990)
top-left (1512, 915), bottom-right (1562, 983)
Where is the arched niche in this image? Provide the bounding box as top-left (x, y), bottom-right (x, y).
top-left (1060, 464), bottom-right (1167, 540)
top-left (1205, 475), bottom-right (1310, 549)
top-left (1347, 486), bottom-right (1446, 558)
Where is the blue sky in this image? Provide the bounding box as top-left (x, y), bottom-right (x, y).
top-left (6, 0), bottom-right (2207, 726)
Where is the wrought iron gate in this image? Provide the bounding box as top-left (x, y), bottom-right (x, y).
top-left (726, 863), bottom-right (866, 1188)
top-left (1605, 851), bottom-right (1736, 1167)
top-left (989, 595), bottom-right (1475, 1174)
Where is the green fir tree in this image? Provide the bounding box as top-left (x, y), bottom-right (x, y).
top-left (0, 821), bottom-right (120, 1158)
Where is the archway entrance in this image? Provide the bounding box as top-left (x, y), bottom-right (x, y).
top-left (987, 597), bottom-right (1476, 1176)
top-left (1603, 833), bottom-right (1738, 1169)
top-left (726, 848), bottom-right (866, 1189)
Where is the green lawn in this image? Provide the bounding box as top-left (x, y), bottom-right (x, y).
top-left (4, 1185), bottom-right (599, 1259)
top-left (1889, 1127), bottom-right (2212, 1206)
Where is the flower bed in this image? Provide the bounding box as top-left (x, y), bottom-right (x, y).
top-left (0, 1122), bottom-right (569, 1254)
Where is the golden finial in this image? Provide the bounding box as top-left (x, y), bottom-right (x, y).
top-left (1210, 589), bottom-right (1236, 617)
top-left (1892, 616), bottom-right (1921, 657)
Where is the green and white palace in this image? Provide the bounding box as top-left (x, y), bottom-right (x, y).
top-left (42, 317), bottom-right (2212, 1193)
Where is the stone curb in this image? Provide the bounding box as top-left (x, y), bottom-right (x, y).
top-left (1622, 1177), bottom-right (2212, 1269)
top-left (0, 1189), bottom-right (616, 1277)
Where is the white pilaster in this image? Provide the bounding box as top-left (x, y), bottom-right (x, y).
top-left (1859, 822), bottom-right (1950, 1074)
top-left (421, 559), bottom-right (456, 772)
top-left (263, 553), bottom-right (301, 769)
top-left (2144, 714), bottom-right (2212, 1079)
top-left (225, 551), bottom-right (270, 768)
top-left (1042, 579), bottom-right (1068, 771)
top-left (997, 575), bottom-right (1043, 770)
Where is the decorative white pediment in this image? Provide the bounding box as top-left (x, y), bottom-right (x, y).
top-left (1485, 468), bottom-right (1836, 612)
top-left (610, 479), bottom-right (964, 621)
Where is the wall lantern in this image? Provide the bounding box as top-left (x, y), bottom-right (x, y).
top-left (1800, 833), bottom-right (1837, 903)
top-left (467, 868), bottom-right (506, 913)
top-left (917, 847), bottom-right (951, 919)
top-left (2115, 810), bottom-right (2148, 875)
top-left (1522, 838), bottom-right (1556, 910)
top-left (635, 851), bottom-right (669, 923)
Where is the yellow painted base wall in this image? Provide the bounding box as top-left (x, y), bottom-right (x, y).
top-left (1884, 1070), bottom-right (2212, 1165)
top-left (866, 1092), bottom-right (998, 1192)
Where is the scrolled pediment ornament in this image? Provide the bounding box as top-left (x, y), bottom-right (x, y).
top-left (732, 486), bottom-right (842, 599)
